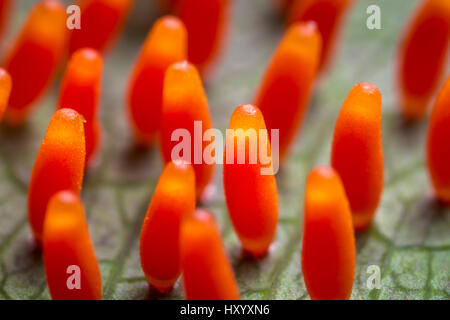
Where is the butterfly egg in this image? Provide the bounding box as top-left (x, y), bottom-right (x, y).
top-left (180, 209), bottom-right (240, 300)
top-left (3, 0), bottom-right (67, 126)
top-left (68, 0), bottom-right (134, 55)
top-left (127, 16), bottom-right (187, 147)
top-left (287, 0), bottom-right (354, 72)
top-left (160, 61), bottom-right (215, 202)
top-left (255, 21), bottom-right (321, 164)
top-left (331, 82), bottom-right (384, 231)
top-left (0, 68), bottom-right (12, 121)
top-left (28, 108), bottom-right (86, 243)
top-left (302, 166), bottom-right (356, 300)
top-left (398, 0), bottom-right (450, 121)
top-left (427, 75), bottom-right (450, 203)
top-left (58, 48), bottom-right (103, 167)
top-left (176, 0), bottom-right (231, 78)
top-left (223, 104), bottom-right (279, 257)
top-left (139, 160), bottom-right (196, 293)
top-left (43, 191), bottom-right (102, 300)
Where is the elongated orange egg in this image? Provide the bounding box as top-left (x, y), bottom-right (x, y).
top-left (69, 0), bottom-right (134, 55)
top-left (427, 75), bottom-right (450, 203)
top-left (160, 61), bottom-right (215, 201)
top-left (0, 68), bottom-right (12, 121)
top-left (28, 108), bottom-right (86, 243)
top-left (58, 48), bottom-right (103, 167)
top-left (3, 0), bottom-right (67, 126)
top-left (255, 22), bottom-right (321, 164)
top-left (302, 166), bottom-right (355, 300)
top-left (139, 160), bottom-right (196, 293)
top-left (43, 191), bottom-right (102, 300)
top-left (180, 209), bottom-right (240, 300)
top-left (331, 83), bottom-right (384, 231)
top-left (223, 104), bottom-right (279, 257)
top-left (127, 16), bottom-right (187, 146)
top-left (398, 0), bottom-right (450, 121)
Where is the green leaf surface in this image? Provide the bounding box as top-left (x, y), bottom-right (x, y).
top-left (0, 0), bottom-right (448, 300)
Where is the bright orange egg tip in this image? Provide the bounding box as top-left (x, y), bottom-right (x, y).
top-left (331, 82), bottom-right (384, 231)
top-left (181, 209), bottom-right (240, 300)
top-left (0, 68), bottom-right (12, 122)
top-left (64, 48), bottom-right (103, 83)
top-left (43, 190), bottom-right (102, 300)
top-left (161, 60), bottom-right (215, 201)
top-left (255, 21), bottom-right (321, 165)
top-left (28, 108), bottom-right (86, 243)
top-left (139, 160), bottom-right (196, 293)
top-left (224, 104), bottom-right (279, 257)
top-left (128, 15), bottom-right (187, 147)
top-left (302, 166), bottom-right (355, 300)
top-left (58, 47), bottom-right (103, 167)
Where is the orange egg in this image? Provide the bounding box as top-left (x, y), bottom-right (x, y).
top-left (255, 22), bottom-right (321, 164)
top-left (127, 16), bottom-right (187, 146)
top-left (3, 0), bottom-right (67, 126)
top-left (223, 104), bottom-right (279, 257)
top-left (28, 109), bottom-right (86, 243)
top-left (331, 82), bottom-right (384, 231)
top-left (43, 191), bottom-right (102, 300)
top-left (160, 61), bottom-right (215, 201)
top-left (288, 0), bottom-right (354, 72)
top-left (398, 0), bottom-right (450, 121)
top-left (139, 160), bottom-right (196, 293)
top-left (58, 48), bottom-right (103, 167)
top-left (302, 166), bottom-right (355, 300)
top-left (180, 209), bottom-right (240, 300)
top-left (427, 75), bottom-right (450, 203)
top-left (176, 0), bottom-right (230, 78)
top-left (0, 68), bottom-right (12, 121)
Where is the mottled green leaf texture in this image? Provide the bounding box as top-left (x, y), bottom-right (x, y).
top-left (0, 0), bottom-right (448, 300)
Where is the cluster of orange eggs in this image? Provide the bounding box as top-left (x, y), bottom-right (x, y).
top-left (0, 0), bottom-right (448, 300)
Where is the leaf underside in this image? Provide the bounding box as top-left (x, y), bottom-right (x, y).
top-left (0, 0), bottom-right (448, 300)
